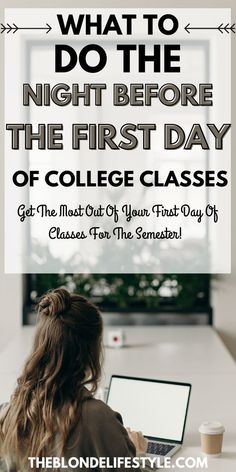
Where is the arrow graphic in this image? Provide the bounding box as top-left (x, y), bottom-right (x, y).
top-left (1, 23), bottom-right (52, 34)
top-left (185, 22), bottom-right (235, 34)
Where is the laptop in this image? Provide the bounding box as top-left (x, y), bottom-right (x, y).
top-left (106, 375), bottom-right (191, 462)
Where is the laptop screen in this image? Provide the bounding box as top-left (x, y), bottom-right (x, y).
top-left (107, 376), bottom-right (191, 443)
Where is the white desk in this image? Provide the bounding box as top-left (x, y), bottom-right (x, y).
top-left (0, 326), bottom-right (235, 471)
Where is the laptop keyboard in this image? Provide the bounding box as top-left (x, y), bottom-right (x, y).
top-left (147, 441), bottom-right (175, 456)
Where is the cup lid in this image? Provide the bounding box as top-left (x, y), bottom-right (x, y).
top-left (199, 421), bottom-right (225, 435)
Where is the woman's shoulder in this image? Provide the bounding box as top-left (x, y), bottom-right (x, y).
top-left (85, 396), bottom-right (119, 418)
top-left (83, 395), bottom-right (124, 428)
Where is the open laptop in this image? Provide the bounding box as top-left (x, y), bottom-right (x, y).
top-left (106, 375), bottom-right (191, 462)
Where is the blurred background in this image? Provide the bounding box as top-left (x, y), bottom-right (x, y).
top-left (0, 3), bottom-right (235, 469)
top-left (1, 0), bottom-right (236, 362)
top-left (0, 0), bottom-right (235, 360)
top-left (0, 270), bottom-right (236, 361)
top-left (23, 273), bottom-right (212, 325)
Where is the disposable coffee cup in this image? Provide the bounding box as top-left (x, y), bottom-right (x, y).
top-left (199, 421), bottom-right (225, 457)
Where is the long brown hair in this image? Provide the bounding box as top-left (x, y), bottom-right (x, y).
top-left (0, 288), bottom-right (103, 470)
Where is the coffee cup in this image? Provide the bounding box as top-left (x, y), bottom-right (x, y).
top-left (199, 421), bottom-right (225, 457)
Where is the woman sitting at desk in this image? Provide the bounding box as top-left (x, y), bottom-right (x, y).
top-left (0, 288), bottom-right (147, 471)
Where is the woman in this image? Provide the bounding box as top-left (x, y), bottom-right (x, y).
top-left (0, 288), bottom-right (147, 471)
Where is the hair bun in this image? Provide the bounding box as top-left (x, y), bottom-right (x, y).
top-left (38, 288), bottom-right (71, 318)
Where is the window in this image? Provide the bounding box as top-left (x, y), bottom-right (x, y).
top-left (23, 273), bottom-right (211, 326)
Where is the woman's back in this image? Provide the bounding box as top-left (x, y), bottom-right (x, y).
top-left (1, 391), bottom-right (138, 471)
top-left (0, 289), bottom-right (141, 472)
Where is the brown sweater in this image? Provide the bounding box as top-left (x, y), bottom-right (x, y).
top-left (0, 392), bottom-right (142, 472)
